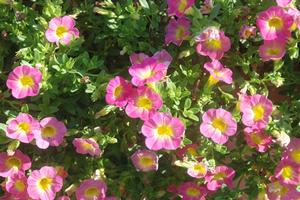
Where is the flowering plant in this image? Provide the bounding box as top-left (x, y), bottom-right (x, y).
top-left (0, 0), bottom-right (300, 199)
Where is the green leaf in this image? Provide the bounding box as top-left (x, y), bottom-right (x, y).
top-left (184, 98), bottom-right (192, 110)
top-left (139, 0), bottom-right (149, 9)
top-left (274, 60), bottom-right (284, 72)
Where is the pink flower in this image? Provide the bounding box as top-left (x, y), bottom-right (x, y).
top-left (125, 86), bottom-right (163, 121)
top-left (244, 127), bottom-right (272, 152)
top-left (287, 8), bottom-right (300, 31)
top-left (204, 60), bottom-right (233, 85)
top-left (165, 17), bottom-right (190, 46)
top-left (75, 179), bottom-right (107, 200)
top-left (130, 149), bottom-right (158, 172)
top-left (199, 108), bottom-right (237, 145)
top-left (176, 144), bottom-right (199, 159)
top-left (5, 172), bottom-right (28, 198)
top-left (130, 53), bottom-right (149, 65)
top-left (0, 150), bottom-right (31, 177)
top-left (167, 0), bottom-right (195, 17)
top-left (200, 0), bottom-right (213, 14)
top-left (6, 65), bottom-right (42, 99)
top-left (27, 166), bottom-right (63, 200)
top-left (45, 16), bottom-right (79, 45)
top-left (258, 39), bottom-right (286, 62)
top-left (276, 0), bottom-right (292, 7)
top-left (275, 160), bottom-right (300, 185)
top-left (152, 50), bottom-right (173, 67)
top-left (177, 182), bottom-right (207, 200)
top-left (6, 113), bottom-right (40, 143)
top-left (282, 138), bottom-right (300, 165)
top-left (240, 94), bottom-right (273, 129)
top-left (205, 165), bottom-right (235, 191)
top-left (187, 162), bottom-right (207, 179)
top-left (239, 25), bottom-right (256, 39)
top-left (72, 138), bottom-right (101, 156)
top-left (256, 6), bottom-right (293, 40)
top-left (129, 57), bottom-right (168, 86)
top-left (57, 196), bottom-right (70, 200)
top-left (196, 27), bottom-right (231, 60)
top-left (105, 76), bottom-right (133, 107)
top-left (266, 180), bottom-right (298, 200)
top-left (34, 117), bottom-right (67, 149)
top-left (141, 112), bottom-right (185, 150)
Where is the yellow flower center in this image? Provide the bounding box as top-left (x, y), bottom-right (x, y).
top-left (136, 96), bottom-right (152, 110)
top-left (18, 122), bottom-right (30, 133)
top-left (187, 147), bottom-right (197, 156)
top-left (186, 187), bottom-right (200, 197)
top-left (175, 26), bottom-right (185, 40)
top-left (157, 125), bottom-right (173, 137)
top-left (15, 180), bottom-right (25, 192)
top-left (19, 76), bottom-right (34, 87)
top-left (267, 47), bottom-right (280, 56)
top-left (41, 126), bottom-right (57, 138)
top-left (82, 142), bottom-right (94, 151)
top-left (114, 86), bottom-right (123, 98)
top-left (213, 172), bottom-right (226, 180)
top-left (55, 26), bottom-right (68, 38)
top-left (268, 17), bottom-right (283, 30)
top-left (252, 104), bottom-right (265, 121)
top-left (245, 30), bottom-right (253, 38)
top-left (139, 156), bottom-right (154, 167)
top-left (212, 118), bottom-right (227, 133)
top-left (193, 163), bottom-right (206, 174)
top-left (281, 166), bottom-right (293, 179)
top-left (291, 149), bottom-right (300, 164)
top-left (250, 132), bottom-right (263, 145)
top-left (84, 187), bottom-right (100, 198)
top-left (178, 0), bottom-right (187, 13)
top-left (38, 177), bottom-right (52, 191)
top-left (207, 75), bottom-right (219, 87)
top-left (5, 157), bottom-right (21, 169)
top-left (206, 39), bottom-right (222, 50)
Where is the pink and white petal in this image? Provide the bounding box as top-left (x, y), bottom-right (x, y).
top-left (60, 32), bottom-right (73, 45)
top-left (61, 16), bottom-right (75, 29)
top-left (45, 29), bottom-right (59, 43)
top-left (49, 17), bottom-right (62, 30)
top-left (145, 137), bottom-right (162, 150)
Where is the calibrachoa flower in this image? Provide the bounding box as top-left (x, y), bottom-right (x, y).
top-left (244, 127), bottom-right (272, 153)
top-left (72, 138), bottom-right (101, 156)
top-left (240, 94), bottom-right (273, 129)
top-left (196, 27), bottom-right (231, 60)
top-left (176, 144), bottom-right (199, 159)
top-left (129, 57), bottom-right (168, 86)
top-left (266, 180), bottom-right (297, 200)
top-left (34, 117), bottom-right (67, 149)
top-left (141, 112), bottom-right (185, 150)
top-left (6, 65), bottom-right (42, 99)
top-left (6, 113), bottom-right (40, 143)
top-left (199, 108), bottom-right (237, 145)
top-left (0, 150), bottom-right (31, 177)
top-left (45, 16), bottom-right (79, 45)
top-left (276, 0), bottom-right (292, 7)
top-left (282, 138), bottom-right (300, 165)
top-left (105, 76), bottom-right (133, 107)
top-left (75, 179), bottom-right (107, 200)
top-left (187, 162), bottom-right (207, 179)
top-left (287, 8), bottom-right (300, 31)
top-left (167, 0), bottom-right (195, 17)
top-left (27, 166), bottom-right (63, 200)
top-left (203, 60), bottom-right (233, 85)
top-left (177, 182), bottom-right (207, 200)
top-left (125, 86), bottom-right (163, 121)
top-left (130, 149), bottom-right (158, 172)
top-left (258, 39), bottom-right (286, 62)
top-left (5, 172), bottom-right (28, 198)
top-left (152, 50), bottom-right (173, 67)
top-left (239, 25), bottom-right (256, 39)
top-left (205, 165), bottom-right (235, 191)
top-left (275, 160), bottom-right (300, 185)
top-left (256, 6), bottom-right (293, 40)
top-left (165, 17), bottom-right (190, 46)
top-left (200, 0), bottom-right (213, 14)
